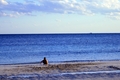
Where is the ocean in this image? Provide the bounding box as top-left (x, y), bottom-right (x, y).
top-left (0, 33), bottom-right (120, 64)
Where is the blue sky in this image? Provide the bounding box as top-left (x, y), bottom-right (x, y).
top-left (0, 0), bottom-right (120, 34)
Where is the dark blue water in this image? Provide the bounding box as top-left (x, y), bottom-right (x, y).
top-left (0, 33), bottom-right (120, 64)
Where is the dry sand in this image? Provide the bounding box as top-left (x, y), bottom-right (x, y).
top-left (0, 61), bottom-right (120, 80)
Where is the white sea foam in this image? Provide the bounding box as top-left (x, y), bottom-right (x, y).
top-left (8, 70), bottom-right (120, 78)
top-left (60, 70), bottom-right (120, 75)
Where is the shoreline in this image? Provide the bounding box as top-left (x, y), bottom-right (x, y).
top-left (1, 59), bottom-right (120, 65)
top-left (1, 60), bottom-right (120, 80)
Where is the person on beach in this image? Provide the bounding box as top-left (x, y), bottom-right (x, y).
top-left (40, 57), bottom-right (48, 65)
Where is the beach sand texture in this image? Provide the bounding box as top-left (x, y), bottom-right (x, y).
top-left (0, 61), bottom-right (120, 80)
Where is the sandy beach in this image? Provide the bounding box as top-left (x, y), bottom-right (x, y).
top-left (0, 61), bottom-right (120, 80)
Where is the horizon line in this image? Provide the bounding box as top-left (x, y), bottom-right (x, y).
top-left (0, 32), bottom-right (120, 35)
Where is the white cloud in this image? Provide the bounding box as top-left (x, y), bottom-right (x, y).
top-left (0, 12), bottom-right (32, 17)
top-left (0, 0), bottom-right (120, 19)
top-left (96, 0), bottom-right (120, 19)
top-left (107, 12), bottom-right (120, 20)
top-left (92, 0), bottom-right (120, 10)
top-left (101, 0), bottom-right (120, 8)
top-left (0, 0), bottom-right (8, 5)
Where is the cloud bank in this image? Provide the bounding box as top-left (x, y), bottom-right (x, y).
top-left (0, 0), bottom-right (120, 19)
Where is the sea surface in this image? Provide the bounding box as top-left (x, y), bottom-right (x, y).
top-left (0, 33), bottom-right (120, 64)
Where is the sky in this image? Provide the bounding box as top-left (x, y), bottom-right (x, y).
top-left (0, 0), bottom-right (120, 34)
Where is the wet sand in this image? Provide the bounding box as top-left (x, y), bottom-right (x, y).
top-left (0, 61), bottom-right (120, 80)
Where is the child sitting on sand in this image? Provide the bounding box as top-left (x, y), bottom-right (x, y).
top-left (40, 57), bottom-right (48, 65)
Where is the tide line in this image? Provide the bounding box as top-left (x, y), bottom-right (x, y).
top-left (60, 70), bottom-right (120, 75)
